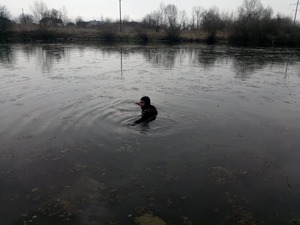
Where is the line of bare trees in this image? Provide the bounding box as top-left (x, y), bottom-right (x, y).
top-left (141, 0), bottom-right (299, 45)
top-left (1, 0), bottom-right (300, 45)
top-left (0, 5), bottom-right (11, 38)
top-left (0, 1), bottom-right (69, 26)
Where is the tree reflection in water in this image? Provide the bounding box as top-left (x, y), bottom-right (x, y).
top-left (0, 45), bottom-right (14, 66)
top-left (39, 45), bottom-right (66, 72)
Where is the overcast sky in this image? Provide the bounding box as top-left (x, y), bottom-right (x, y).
top-left (1, 0), bottom-right (298, 21)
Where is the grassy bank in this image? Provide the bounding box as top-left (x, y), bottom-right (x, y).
top-left (3, 26), bottom-right (216, 44)
top-left (1, 24), bottom-right (299, 47)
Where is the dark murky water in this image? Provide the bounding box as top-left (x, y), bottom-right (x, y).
top-left (0, 43), bottom-right (299, 225)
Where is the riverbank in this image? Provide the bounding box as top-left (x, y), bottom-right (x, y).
top-left (1, 25), bottom-right (299, 47)
top-left (1, 27), bottom-right (219, 44)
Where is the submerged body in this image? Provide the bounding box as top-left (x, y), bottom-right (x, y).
top-left (134, 96), bottom-right (158, 125)
top-left (134, 104), bottom-right (158, 124)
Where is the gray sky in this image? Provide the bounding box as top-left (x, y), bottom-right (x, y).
top-left (1, 0), bottom-right (298, 21)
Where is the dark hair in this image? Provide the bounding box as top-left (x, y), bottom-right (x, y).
top-left (140, 96), bottom-right (151, 105)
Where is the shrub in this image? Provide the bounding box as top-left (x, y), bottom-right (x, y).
top-left (164, 25), bottom-right (181, 42)
top-left (31, 29), bottom-right (57, 40)
top-left (136, 31), bottom-right (149, 43)
top-left (98, 30), bottom-right (117, 41)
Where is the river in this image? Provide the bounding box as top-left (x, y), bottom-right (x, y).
top-left (0, 43), bottom-right (299, 225)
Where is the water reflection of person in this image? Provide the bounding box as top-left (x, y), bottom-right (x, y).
top-left (132, 96), bottom-right (158, 125)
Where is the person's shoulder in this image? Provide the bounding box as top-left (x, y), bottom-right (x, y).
top-left (149, 105), bottom-right (158, 114)
top-left (150, 104), bottom-right (157, 110)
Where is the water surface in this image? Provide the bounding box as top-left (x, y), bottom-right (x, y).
top-left (0, 43), bottom-right (300, 225)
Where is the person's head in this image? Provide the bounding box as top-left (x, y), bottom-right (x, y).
top-left (140, 96), bottom-right (151, 109)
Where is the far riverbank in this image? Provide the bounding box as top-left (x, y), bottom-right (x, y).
top-left (1, 26), bottom-right (300, 47)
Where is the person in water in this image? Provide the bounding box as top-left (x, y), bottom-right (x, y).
top-left (133, 96), bottom-right (158, 125)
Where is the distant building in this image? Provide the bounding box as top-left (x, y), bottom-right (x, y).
top-left (39, 17), bottom-right (63, 27)
top-left (87, 20), bottom-right (104, 27)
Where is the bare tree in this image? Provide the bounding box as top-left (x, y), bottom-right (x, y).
top-left (260, 6), bottom-right (273, 20)
top-left (163, 4), bottom-right (181, 41)
top-left (179, 10), bottom-right (188, 29)
top-left (221, 11), bottom-right (235, 32)
top-left (141, 3), bottom-right (165, 31)
top-left (238, 0), bottom-right (264, 21)
top-left (49, 9), bottom-right (61, 19)
top-left (0, 5), bottom-right (11, 33)
top-left (164, 4), bottom-right (178, 27)
top-left (230, 0), bottom-right (271, 44)
top-left (123, 15), bottom-right (130, 23)
top-left (0, 5), bottom-right (10, 18)
top-left (60, 6), bottom-right (69, 24)
top-left (17, 13), bottom-right (34, 24)
top-left (30, 0), bottom-right (49, 22)
top-left (142, 13), bottom-right (156, 29)
top-left (192, 6), bottom-right (203, 29)
top-left (104, 17), bottom-right (112, 23)
top-left (158, 3), bottom-right (166, 28)
top-left (201, 7), bottom-right (222, 34)
top-left (75, 16), bottom-right (83, 24)
top-left (151, 10), bottom-right (162, 32)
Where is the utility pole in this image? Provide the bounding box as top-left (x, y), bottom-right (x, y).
top-left (22, 8), bottom-right (26, 24)
top-left (293, 0), bottom-right (300, 25)
top-left (119, 0), bottom-right (122, 32)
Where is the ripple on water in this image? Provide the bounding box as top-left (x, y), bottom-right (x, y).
top-left (47, 97), bottom-right (178, 138)
top-left (75, 99), bottom-right (180, 137)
